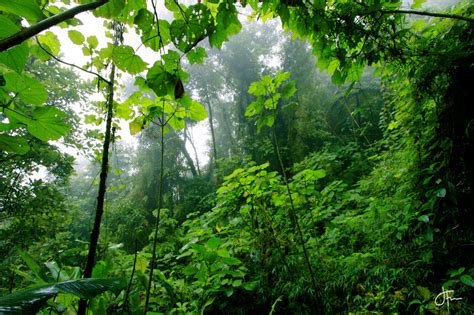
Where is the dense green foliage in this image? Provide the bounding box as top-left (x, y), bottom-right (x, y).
top-left (1, 0), bottom-right (473, 313)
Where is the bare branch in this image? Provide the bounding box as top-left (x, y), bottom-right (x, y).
top-left (35, 38), bottom-right (112, 85)
top-left (380, 9), bottom-right (474, 23)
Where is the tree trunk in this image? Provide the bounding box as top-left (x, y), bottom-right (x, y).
top-left (77, 22), bottom-right (120, 315)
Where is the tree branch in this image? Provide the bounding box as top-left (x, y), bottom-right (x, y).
top-left (0, 0), bottom-right (109, 52)
top-left (35, 38), bottom-right (111, 85)
top-left (380, 9), bottom-right (474, 23)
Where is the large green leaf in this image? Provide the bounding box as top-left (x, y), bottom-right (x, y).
top-left (0, 135), bottom-right (30, 154)
top-left (146, 61), bottom-right (176, 97)
top-left (0, 278), bottom-right (124, 314)
top-left (37, 31), bottom-right (61, 55)
top-left (187, 47), bottom-right (207, 65)
top-left (17, 249), bottom-right (46, 284)
top-left (5, 107), bottom-right (70, 141)
top-left (112, 45), bottom-right (148, 74)
top-left (0, 16), bottom-right (28, 73)
top-left (93, 0), bottom-right (125, 18)
top-left (27, 107), bottom-right (71, 141)
top-left (4, 72), bottom-right (48, 106)
top-left (0, 0), bottom-right (45, 23)
top-left (187, 99), bottom-right (208, 121)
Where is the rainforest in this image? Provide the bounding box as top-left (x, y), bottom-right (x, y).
top-left (0, 0), bottom-right (473, 313)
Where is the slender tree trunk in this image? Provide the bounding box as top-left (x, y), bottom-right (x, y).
top-left (270, 102), bottom-right (318, 298)
top-left (185, 127), bottom-right (202, 176)
top-left (77, 22), bottom-right (120, 315)
top-left (204, 90), bottom-right (218, 168)
top-left (144, 113), bottom-right (166, 313)
top-left (170, 129), bottom-right (198, 177)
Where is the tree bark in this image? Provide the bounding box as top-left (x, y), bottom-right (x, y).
top-left (204, 89), bottom-right (218, 168)
top-left (0, 1), bottom-right (109, 52)
top-left (77, 21), bottom-right (120, 315)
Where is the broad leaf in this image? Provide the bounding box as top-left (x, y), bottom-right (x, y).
top-left (68, 30), bottom-right (85, 45)
top-left (282, 80), bottom-right (297, 99)
top-left (0, 16), bottom-right (28, 73)
top-left (0, 0), bottom-right (45, 23)
top-left (87, 36), bottom-right (99, 49)
top-left (112, 45), bottom-right (148, 74)
top-left (0, 135), bottom-right (29, 154)
top-left (248, 81), bottom-right (266, 96)
top-left (93, 0), bottom-right (125, 18)
top-left (17, 248), bottom-right (46, 284)
top-left (187, 47), bottom-right (207, 65)
top-left (0, 278), bottom-right (124, 314)
top-left (37, 31), bottom-right (60, 55)
top-left (146, 62), bottom-right (176, 97)
top-left (27, 107), bottom-right (71, 141)
top-left (4, 72), bottom-right (48, 106)
top-left (129, 117), bottom-right (144, 135)
top-left (460, 274), bottom-right (474, 287)
top-left (206, 237), bottom-right (223, 250)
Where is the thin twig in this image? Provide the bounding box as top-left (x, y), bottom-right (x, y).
top-left (122, 239), bottom-right (138, 315)
top-left (379, 9), bottom-right (474, 23)
top-left (35, 38), bottom-right (111, 85)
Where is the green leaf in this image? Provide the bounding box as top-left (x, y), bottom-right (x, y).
top-left (282, 80), bottom-right (297, 99)
top-left (129, 117), bottom-right (144, 135)
top-left (93, 0), bottom-right (125, 18)
top-left (206, 237), bottom-right (222, 250)
top-left (162, 50), bottom-right (180, 72)
top-left (146, 61), bottom-right (176, 97)
top-left (27, 107), bottom-right (71, 141)
top-left (111, 45), bottom-right (148, 74)
top-left (411, 0), bottom-right (426, 9)
top-left (264, 95), bottom-right (279, 110)
top-left (187, 99), bottom-right (208, 121)
top-left (164, 0), bottom-right (180, 12)
top-left (187, 47), bottom-right (207, 65)
top-left (274, 71), bottom-right (291, 87)
top-left (416, 285), bottom-right (431, 301)
top-left (0, 16), bottom-right (28, 73)
top-left (37, 31), bottom-right (60, 55)
top-left (30, 44), bottom-right (52, 62)
top-left (245, 100), bottom-right (263, 117)
top-left (0, 135), bottom-right (30, 154)
top-left (216, 2), bottom-right (241, 37)
top-left (0, 0), bottom-right (45, 23)
top-left (209, 27), bottom-right (228, 49)
top-left (167, 115), bottom-right (185, 131)
top-left (418, 215), bottom-right (430, 223)
top-left (68, 30), bottom-right (85, 45)
top-left (115, 101), bottom-right (134, 119)
top-left (331, 68), bottom-right (347, 85)
top-left (17, 248), bottom-right (46, 284)
top-left (436, 188), bottom-right (446, 198)
top-left (243, 281), bottom-right (258, 290)
top-left (248, 81), bottom-right (266, 96)
top-left (4, 72), bottom-right (48, 105)
top-left (223, 257), bottom-right (241, 266)
top-left (216, 249), bottom-right (230, 258)
top-left (87, 36), bottom-right (99, 49)
top-left (0, 278), bottom-right (124, 314)
top-left (460, 274), bottom-right (474, 287)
